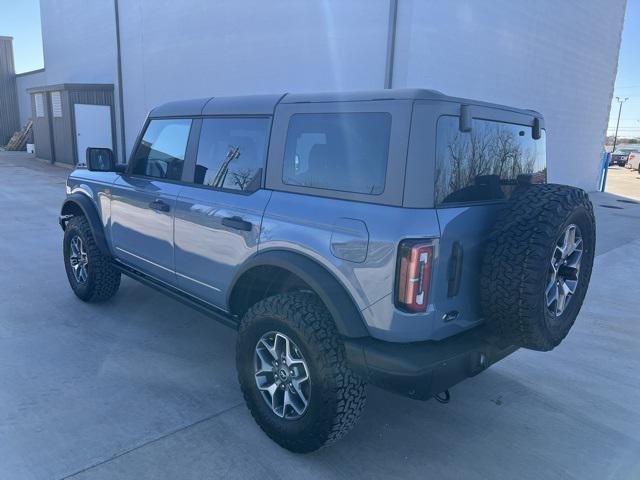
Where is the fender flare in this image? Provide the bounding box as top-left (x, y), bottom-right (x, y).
top-left (59, 193), bottom-right (111, 256)
top-left (229, 250), bottom-right (370, 338)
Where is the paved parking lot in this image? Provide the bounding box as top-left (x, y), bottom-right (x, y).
top-left (1, 153), bottom-right (639, 479)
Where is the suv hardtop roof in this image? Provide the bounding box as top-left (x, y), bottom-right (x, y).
top-left (149, 88), bottom-right (542, 119)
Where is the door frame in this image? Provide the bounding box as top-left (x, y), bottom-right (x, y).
top-left (72, 103), bottom-right (115, 166)
top-left (71, 102), bottom-right (117, 166)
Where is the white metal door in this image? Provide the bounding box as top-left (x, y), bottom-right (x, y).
top-left (74, 104), bottom-right (113, 165)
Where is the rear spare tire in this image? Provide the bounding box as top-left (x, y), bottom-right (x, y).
top-left (480, 184), bottom-right (596, 351)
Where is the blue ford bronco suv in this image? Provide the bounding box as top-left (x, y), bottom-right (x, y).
top-left (60, 89), bottom-right (595, 452)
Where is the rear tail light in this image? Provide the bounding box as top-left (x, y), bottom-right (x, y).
top-left (396, 240), bottom-right (434, 313)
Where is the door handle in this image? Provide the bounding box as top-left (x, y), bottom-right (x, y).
top-left (149, 199), bottom-right (170, 212)
top-left (222, 215), bottom-right (252, 232)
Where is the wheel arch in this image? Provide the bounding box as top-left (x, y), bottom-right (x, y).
top-left (228, 250), bottom-right (370, 338)
top-left (60, 193), bottom-right (111, 256)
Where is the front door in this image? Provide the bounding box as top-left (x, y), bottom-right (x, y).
top-left (110, 118), bottom-right (193, 283)
top-left (174, 117), bottom-right (272, 308)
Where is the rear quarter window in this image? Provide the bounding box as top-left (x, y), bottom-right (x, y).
top-left (435, 116), bottom-right (547, 206)
top-left (282, 112), bottom-right (391, 195)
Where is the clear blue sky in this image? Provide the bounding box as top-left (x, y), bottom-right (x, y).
top-left (0, 0), bottom-right (43, 73)
top-left (608, 0), bottom-right (640, 138)
top-left (0, 0), bottom-right (637, 137)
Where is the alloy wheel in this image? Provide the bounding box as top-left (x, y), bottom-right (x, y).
top-left (69, 235), bottom-right (89, 284)
top-left (254, 331), bottom-right (311, 419)
top-left (545, 224), bottom-right (583, 317)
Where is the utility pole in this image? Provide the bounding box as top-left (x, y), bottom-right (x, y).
top-left (612, 96), bottom-right (629, 152)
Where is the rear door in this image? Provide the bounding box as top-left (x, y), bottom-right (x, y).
top-left (110, 118), bottom-right (194, 283)
top-left (430, 106), bottom-right (547, 339)
top-left (173, 116), bottom-right (272, 308)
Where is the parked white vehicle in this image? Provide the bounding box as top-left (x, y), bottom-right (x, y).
top-left (625, 149), bottom-right (640, 171)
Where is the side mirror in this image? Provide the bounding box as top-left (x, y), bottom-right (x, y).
top-left (86, 148), bottom-right (116, 172)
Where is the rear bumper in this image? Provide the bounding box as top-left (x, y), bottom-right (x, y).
top-left (344, 327), bottom-right (517, 400)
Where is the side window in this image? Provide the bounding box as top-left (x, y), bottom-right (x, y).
top-left (282, 113), bottom-right (391, 195)
top-left (194, 117), bottom-right (270, 192)
top-left (435, 116), bottom-right (547, 205)
top-left (131, 119), bottom-right (192, 181)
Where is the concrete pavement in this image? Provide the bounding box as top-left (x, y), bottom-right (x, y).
top-left (1, 153), bottom-right (639, 479)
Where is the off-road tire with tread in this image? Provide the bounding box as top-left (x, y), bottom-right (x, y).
top-left (63, 215), bottom-right (121, 302)
top-left (480, 184), bottom-right (595, 351)
top-left (236, 292), bottom-right (366, 453)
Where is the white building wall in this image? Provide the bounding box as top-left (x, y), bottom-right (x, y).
top-left (39, 0), bottom-right (117, 85)
top-left (37, 0), bottom-right (126, 161)
top-left (393, 0), bottom-right (627, 189)
top-left (15, 69), bottom-right (46, 126)
top-left (118, 0), bottom-right (390, 154)
top-left (36, 0), bottom-right (626, 190)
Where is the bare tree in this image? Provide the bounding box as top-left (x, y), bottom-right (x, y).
top-left (229, 167), bottom-right (255, 191)
top-left (436, 120), bottom-right (541, 203)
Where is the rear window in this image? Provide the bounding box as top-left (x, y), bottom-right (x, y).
top-left (282, 113), bottom-right (391, 195)
top-left (435, 116), bottom-right (546, 206)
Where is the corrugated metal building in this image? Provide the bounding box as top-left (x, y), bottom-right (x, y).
top-left (4, 0), bottom-right (628, 190)
top-left (15, 68), bottom-right (45, 127)
top-left (27, 84), bottom-right (116, 164)
top-left (0, 36), bottom-right (20, 144)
